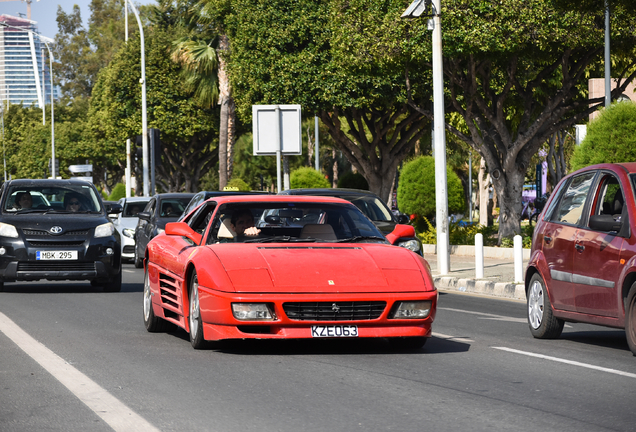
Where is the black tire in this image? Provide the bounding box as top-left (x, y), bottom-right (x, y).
top-left (0, 281), bottom-right (4, 292)
top-left (103, 271), bottom-right (122, 292)
top-left (188, 271), bottom-right (207, 349)
top-left (625, 283), bottom-right (636, 356)
top-left (527, 273), bottom-right (564, 339)
top-left (143, 265), bottom-right (172, 332)
top-left (389, 337), bottom-right (427, 351)
top-left (134, 244), bottom-right (144, 268)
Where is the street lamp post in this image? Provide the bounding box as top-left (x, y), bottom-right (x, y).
top-left (125, 0), bottom-right (149, 197)
top-left (402, 0), bottom-right (450, 274)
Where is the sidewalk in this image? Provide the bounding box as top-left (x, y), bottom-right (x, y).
top-left (423, 252), bottom-right (527, 301)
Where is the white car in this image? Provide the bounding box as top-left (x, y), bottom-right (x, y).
top-left (112, 197), bottom-right (150, 262)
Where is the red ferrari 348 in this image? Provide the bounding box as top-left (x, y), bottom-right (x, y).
top-left (142, 195), bottom-right (437, 350)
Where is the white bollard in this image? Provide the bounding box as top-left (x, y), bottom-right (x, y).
top-left (475, 233), bottom-right (484, 279)
top-left (514, 235), bottom-right (523, 283)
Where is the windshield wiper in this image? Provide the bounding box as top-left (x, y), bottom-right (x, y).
top-left (243, 236), bottom-right (318, 243)
top-left (337, 235), bottom-right (386, 243)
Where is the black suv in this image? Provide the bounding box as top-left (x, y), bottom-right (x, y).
top-left (0, 179), bottom-right (123, 291)
top-left (279, 188), bottom-right (422, 255)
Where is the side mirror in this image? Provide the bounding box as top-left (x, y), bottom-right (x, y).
top-left (106, 203), bottom-right (123, 215)
top-left (396, 213), bottom-right (410, 224)
top-left (165, 222), bottom-right (202, 245)
top-left (589, 214), bottom-right (622, 233)
top-left (137, 211), bottom-right (151, 222)
top-left (385, 224), bottom-right (416, 245)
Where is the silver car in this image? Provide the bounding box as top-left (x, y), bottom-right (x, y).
top-left (112, 197), bottom-right (150, 262)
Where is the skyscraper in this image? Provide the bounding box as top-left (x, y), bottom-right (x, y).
top-left (0, 14), bottom-right (55, 107)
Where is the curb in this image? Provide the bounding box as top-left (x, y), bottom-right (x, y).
top-left (422, 244), bottom-right (531, 260)
top-left (434, 276), bottom-right (526, 301)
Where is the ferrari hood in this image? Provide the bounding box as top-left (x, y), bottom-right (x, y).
top-left (211, 245), bottom-right (426, 293)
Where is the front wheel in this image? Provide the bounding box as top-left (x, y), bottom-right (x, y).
top-left (134, 244), bottom-right (143, 269)
top-left (527, 273), bottom-right (564, 339)
top-left (624, 283), bottom-right (636, 356)
top-left (189, 271), bottom-right (207, 349)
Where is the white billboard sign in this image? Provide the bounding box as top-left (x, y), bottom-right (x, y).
top-left (69, 164), bottom-right (93, 173)
top-left (252, 105), bottom-right (302, 155)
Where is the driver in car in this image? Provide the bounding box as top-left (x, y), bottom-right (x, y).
top-left (230, 209), bottom-right (261, 238)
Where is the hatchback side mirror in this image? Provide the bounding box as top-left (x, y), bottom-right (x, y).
top-left (589, 214), bottom-right (622, 233)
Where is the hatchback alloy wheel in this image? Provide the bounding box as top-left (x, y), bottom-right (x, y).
top-left (528, 280), bottom-right (544, 330)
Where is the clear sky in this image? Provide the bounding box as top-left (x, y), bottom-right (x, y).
top-left (0, 0), bottom-right (154, 39)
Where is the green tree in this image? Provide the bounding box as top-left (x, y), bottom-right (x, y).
top-left (89, 21), bottom-right (219, 192)
top-left (397, 156), bottom-right (464, 220)
top-left (53, 0), bottom-right (130, 99)
top-left (284, 0), bottom-right (636, 241)
top-left (223, 0), bottom-right (431, 202)
top-left (571, 102), bottom-right (636, 170)
top-left (290, 167), bottom-right (330, 189)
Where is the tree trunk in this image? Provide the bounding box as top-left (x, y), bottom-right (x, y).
top-left (319, 105), bottom-right (429, 203)
top-left (217, 34), bottom-right (232, 190)
top-left (332, 148), bottom-right (338, 188)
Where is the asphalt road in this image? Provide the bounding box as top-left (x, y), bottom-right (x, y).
top-left (1, 265), bottom-right (635, 432)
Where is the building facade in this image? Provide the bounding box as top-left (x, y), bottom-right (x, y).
top-left (0, 14), bottom-right (55, 107)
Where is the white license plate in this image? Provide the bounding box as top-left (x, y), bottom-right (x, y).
top-left (311, 325), bottom-right (358, 338)
top-left (36, 251), bottom-right (78, 260)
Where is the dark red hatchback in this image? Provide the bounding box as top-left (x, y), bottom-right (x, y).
top-left (526, 163), bottom-right (636, 355)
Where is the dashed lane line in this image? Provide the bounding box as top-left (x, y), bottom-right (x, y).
top-left (493, 346), bottom-right (636, 379)
top-left (0, 312), bottom-right (161, 432)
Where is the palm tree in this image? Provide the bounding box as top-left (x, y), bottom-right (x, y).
top-left (167, 0), bottom-right (236, 191)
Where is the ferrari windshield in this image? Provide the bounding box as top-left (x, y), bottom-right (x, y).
top-left (208, 202), bottom-right (388, 244)
top-left (3, 183), bottom-right (103, 214)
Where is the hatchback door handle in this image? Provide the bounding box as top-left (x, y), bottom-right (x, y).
top-left (575, 244), bottom-right (585, 251)
top-left (544, 236), bottom-right (552, 244)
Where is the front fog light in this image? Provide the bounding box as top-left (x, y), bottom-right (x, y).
top-left (398, 239), bottom-right (421, 253)
top-left (392, 301), bottom-right (432, 319)
top-left (232, 303), bottom-right (276, 321)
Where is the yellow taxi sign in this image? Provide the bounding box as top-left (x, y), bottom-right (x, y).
top-left (223, 186), bottom-right (240, 191)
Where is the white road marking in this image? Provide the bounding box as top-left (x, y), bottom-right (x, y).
top-left (438, 306), bottom-right (572, 327)
top-left (439, 307), bottom-right (526, 323)
top-left (0, 312), bottom-right (161, 432)
top-left (493, 346), bottom-right (636, 379)
top-left (432, 332), bottom-right (474, 343)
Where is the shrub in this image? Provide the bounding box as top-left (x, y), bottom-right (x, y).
top-left (108, 183), bottom-right (126, 201)
top-left (571, 101), bottom-right (636, 170)
top-left (290, 167), bottom-right (330, 189)
top-left (337, 171), bottom-right (369, 190)
top-left (397, 156), bottom-right (465, 219)
top-left (418, 219), bottom-right (500, 247)
top-left (226, 178), bottom-right (251, 191)
top-left (418, 220), bottom-right (533, 248)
